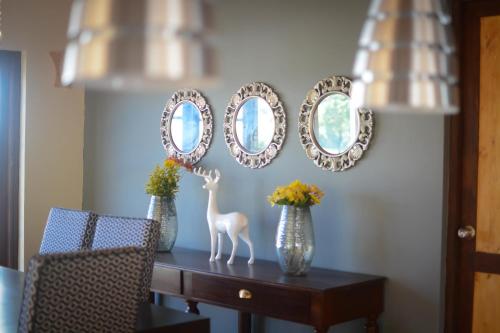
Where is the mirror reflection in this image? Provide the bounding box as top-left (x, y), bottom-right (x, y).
top-left (235, 97), bottom-right (275, 154)
top-left (312, 93), bottom-right (359, 155)
top-left (171, 101), bottom-right (203, 153)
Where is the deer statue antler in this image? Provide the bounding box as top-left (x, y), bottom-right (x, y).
top-left (193, 166), bottom-right (211, 181)
top-left (214, 169), bottom-right (221, 183)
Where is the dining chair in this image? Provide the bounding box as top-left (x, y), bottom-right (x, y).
top-left (18, 247), bottom-right (146, 333)
top-left (91, 215), bottom-right (160, 303)
top-left (39, 207), bottom-right (97, 254)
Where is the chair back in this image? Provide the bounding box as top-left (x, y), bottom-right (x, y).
top-left (39, 207), bottom-right (97, 254)
top-left (18, 247), bottom-right (145, 333)
top-left (91, 215), bottom-right (160, 302)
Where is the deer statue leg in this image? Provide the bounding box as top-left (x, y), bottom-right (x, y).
top-left (209, 228), bottom-right (217, 262)
top-left (239, 226), bottom-right (254, 264)
top-left (227, 231), bottom-right (239, 265)
top-left (215, 232), bottom-right (223, 260)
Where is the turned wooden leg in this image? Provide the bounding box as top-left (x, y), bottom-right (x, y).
top-left (238, 311), bottom-right (251, 333)
top-left (148, 292), bottom-right (155, 304)
top-left (365, 315), bottom-right (379, 333)
top-left (185, 300), bottom-right (200, 314)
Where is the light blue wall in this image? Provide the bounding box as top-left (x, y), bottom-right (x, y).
top-left (83, 1), bottom-right (445, 332)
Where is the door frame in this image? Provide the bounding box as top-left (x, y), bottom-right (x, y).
top-left (0, 50), bottom-right (21, 269)
top-left (444, 1), bottom-right (500, 332)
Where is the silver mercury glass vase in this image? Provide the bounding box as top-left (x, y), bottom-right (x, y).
top-left (147, 196), bottom-right (177, 252)
top-left (275, 205), bottom-right (315, 276)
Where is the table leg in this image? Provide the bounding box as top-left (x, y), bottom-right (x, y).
top-left (314, 327), bottom-right (328, 333)
top-left (238, 311), bottom-right (251, 333)
top-left (185, 300), bottom-right (200, 314)
top-left (148, 292), bottom-right (155, 304)
top-left (153, 292), bottom-right (163, 306)
top-left (365, 315), bottom-right (379, 333)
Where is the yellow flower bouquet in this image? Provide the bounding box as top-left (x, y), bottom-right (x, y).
top-left (268, 180), bottom-right (324, 207)
top-left (270, 180), bottom-right (323, 275)
top-left (145, 157), bottom-right (192, 252)
top-left (145, 157), bottom-right (192, 200)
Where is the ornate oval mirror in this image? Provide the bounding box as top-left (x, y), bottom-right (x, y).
top-left (235, 97), bottom-right (276, 154)
top-left (299, 76), bottom-right (374, 171)
top-left (312, 92), bottom-right (359, 155)
top-left (170, 101), bottom-right (203, 153)
top-left (224, 82), bottom-right (286, 168)
top-left (161, 89), bottom-right (213, 164)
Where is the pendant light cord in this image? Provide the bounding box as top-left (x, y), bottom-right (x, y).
top-left (0, 0), bottom-right (3, 40)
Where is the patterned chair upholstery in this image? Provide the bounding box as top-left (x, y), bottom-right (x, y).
top-left (39, 207), bottom-right (97, 254)
top-left (18, 247), bottom-right (146, 333)
top-left (91, 215), bottom-right (160, 303)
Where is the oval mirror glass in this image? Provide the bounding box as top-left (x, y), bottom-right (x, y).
top-left (312, 92), bottom-right (359, 155)
top-left (171, 101), bottom-right (203, 153)
top-left (235, 97), bottom-right (275, 154)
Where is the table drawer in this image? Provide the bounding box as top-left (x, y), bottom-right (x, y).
top-left (151, 266), bottom-right (181, 294)
top-left (185, 273), bottom-right (311, 323)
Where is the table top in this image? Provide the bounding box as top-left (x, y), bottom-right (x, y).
top-left (155, 247), bottom-right (385, 292)
top-left (0, 266), bottom-right (208, 333)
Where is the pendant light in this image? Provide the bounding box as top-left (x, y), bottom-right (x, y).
top-left (61, 0), bottom-right (216, 90)
top-left (351, 0), bottom-right (458, 114)
top-left (0, 0), bottom-right (3, 40)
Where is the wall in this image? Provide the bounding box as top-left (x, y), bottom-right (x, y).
top-left (1, 0), bottom-right (85, 268)
top-left (84, 0), bottom-right (445, 332)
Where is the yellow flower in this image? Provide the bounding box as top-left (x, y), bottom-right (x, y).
top-left (146, 159), bottom-right (182, 199)
top-left (268, 180), bottom-right (324, 207)
top-left (310, 194), bottom-right (320, 205)
top-left (164, 159), bottom-right (177, 169)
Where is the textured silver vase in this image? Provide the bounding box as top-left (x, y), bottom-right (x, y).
top-left (147, 196), bottom-right (177, 252)
top-left (275, 205), bottom-right (315, 276)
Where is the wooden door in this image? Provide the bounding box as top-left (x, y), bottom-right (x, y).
top-left (445, 1), bottom-right (500, 332)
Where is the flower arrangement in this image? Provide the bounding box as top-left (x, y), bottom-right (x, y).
top-left (145, 157), bottom-right (192, 199)
top-left (268, 180), bottom-right (324, 207)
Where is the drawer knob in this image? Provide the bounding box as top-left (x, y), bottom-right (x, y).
top-left (238, 289), bottom-right (252, 299)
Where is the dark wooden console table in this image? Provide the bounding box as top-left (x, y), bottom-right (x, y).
top-left (152, 248), bottom-right (385, 333)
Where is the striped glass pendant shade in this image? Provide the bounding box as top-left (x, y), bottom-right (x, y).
top-left (61, 0), bottom-right (216, 90)
top-left (351, 0), bottom-right (458, 114)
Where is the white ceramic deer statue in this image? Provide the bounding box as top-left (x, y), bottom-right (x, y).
top-left (193, 167), bottom-right (255, 265)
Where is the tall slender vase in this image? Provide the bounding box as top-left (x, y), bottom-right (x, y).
top-left (275, 205), bottom-right (315, 276)
top-left (147, 196), bottom-right (177, 252)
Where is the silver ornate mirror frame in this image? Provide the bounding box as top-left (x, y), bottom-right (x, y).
top-left (224, 82), bottom-right (286, 169)
top-left (160, 89), bottom-right (213, 164)
top-left (298, 75), bottom-right (374, 172)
